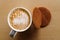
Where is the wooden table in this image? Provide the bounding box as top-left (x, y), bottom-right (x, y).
top-left (0, 0), bottom-right (60, 40)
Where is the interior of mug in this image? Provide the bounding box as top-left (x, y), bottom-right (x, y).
top-left (8, 7), bottom-right (32, 32)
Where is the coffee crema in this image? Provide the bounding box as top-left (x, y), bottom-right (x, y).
top-left (9, 8), bottom-right (30, 30)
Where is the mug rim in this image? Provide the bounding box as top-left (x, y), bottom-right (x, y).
top-left (7, 7), bottom-right (32, 32)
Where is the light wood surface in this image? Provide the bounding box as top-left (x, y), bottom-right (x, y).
top-left (0, 0), bottom-right (60, 40)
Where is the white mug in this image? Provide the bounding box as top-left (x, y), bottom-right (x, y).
top-left (7, 7), bottom-right (32, 38)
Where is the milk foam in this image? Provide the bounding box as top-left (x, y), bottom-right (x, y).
top-left (13, 11), bottom-right (29, 27)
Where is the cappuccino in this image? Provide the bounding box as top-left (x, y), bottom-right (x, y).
top-left (9, 8), bottom-right (30, 30)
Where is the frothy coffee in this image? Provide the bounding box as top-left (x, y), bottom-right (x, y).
top-left (9, 8), bottom-right (30, 30)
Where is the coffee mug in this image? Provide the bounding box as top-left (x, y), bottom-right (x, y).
top-left (7, 7), bottom-right (32, 38)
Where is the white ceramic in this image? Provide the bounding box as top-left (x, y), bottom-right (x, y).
top-left (7, 7), bottom-right (32, 38)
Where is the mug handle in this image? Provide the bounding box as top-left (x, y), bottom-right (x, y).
top-left (9, 30), bottom-right (17, 38)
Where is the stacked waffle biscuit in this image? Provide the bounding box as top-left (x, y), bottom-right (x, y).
top-left (32, 7), bottom-right (51, 29)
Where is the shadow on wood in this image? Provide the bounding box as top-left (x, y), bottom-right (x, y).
top-left (14, 23), bottom-right (40, 40)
